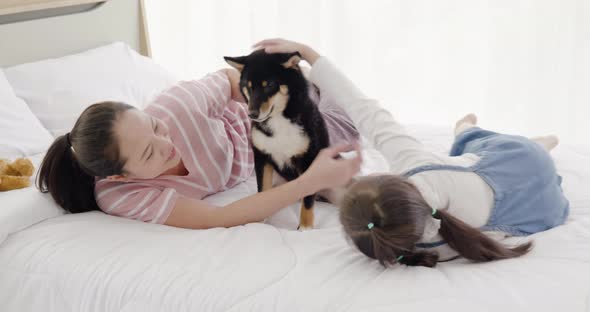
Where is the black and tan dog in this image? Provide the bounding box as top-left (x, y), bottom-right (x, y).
top-left (224, 50), bottom-right (329, 230)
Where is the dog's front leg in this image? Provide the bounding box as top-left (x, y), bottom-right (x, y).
top-left (254, 150), bottom-right (272, 193)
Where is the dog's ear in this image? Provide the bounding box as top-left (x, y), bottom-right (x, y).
top-left (281, 52), bottom-right (301, 69)
top-left (224, 56), bottom-right (247, 71)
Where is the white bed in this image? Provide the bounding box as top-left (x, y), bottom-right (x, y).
top-left (1, 2), bottom-right (590, 312)
top-left (1, 125), bottom-right (589, 312)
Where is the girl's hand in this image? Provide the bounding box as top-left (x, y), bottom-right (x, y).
top-left (252, 38), bottom-right (321, 65)
top-left (300, 143), bottom-right (363, 194)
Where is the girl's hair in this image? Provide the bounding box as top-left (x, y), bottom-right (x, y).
top-left (37, 101), bottom-right (134, 213)
top-left (340, 175), bottom-right (532, 268)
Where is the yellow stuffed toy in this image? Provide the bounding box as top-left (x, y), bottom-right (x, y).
top-left (0, 158), bottom-right (35, 192)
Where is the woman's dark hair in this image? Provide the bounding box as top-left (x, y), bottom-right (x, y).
top-left (37, 101), bottom-right (134, 213)
top-left (340, 175), bottom-right (533, 268)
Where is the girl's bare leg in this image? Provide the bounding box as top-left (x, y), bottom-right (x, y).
top-left (530, 135), bottom-right (559, 151)
top-left (455, 113), bottom-right (478, 136)
top-left (453, 113), bottom-right (558, 151)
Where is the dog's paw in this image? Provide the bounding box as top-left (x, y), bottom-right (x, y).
top-left (297, 224), bottom-right (314, 232)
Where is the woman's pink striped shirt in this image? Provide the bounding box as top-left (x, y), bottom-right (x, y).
top-left (94, 70), bottom-right (254, 224)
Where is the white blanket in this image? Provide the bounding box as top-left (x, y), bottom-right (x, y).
top-left (1, 125), bottom-right (589, 312)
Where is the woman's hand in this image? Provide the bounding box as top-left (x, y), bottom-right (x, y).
top-left (300, 143), bottom-right (363, 194)
top-left (223, 68), bottom-right (246, 103)
top-left (252, 38), bottom-right (321, 65)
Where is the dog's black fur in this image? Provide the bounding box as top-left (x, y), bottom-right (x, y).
top-left (224, 50), bottom-right (329, 230)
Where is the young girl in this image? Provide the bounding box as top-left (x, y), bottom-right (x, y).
top-left (38, 66), bottom-right (362, 229)
top-left (254, 39), bottom-right (570, 267)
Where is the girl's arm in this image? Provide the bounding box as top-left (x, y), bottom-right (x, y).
top-left (164, 144), bottom-right (362, 229)
top-left (254, 39), bottom-right (435, 173)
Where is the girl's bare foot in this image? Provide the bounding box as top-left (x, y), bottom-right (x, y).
top-left (455, 113), bottom-right (478, 136)
top-left (531, 135), bottom-right (559, 151)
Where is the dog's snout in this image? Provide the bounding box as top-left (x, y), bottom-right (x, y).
top-left (248, 111), bottom-right (259, 119)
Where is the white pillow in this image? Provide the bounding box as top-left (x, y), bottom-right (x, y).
top-left (0, 71), bottom-right (53, 159)
top-left (0, 154), bottom-right (65, 244)
top-left (1, 43), bottom-right (177, 243)
top-left (0, 72), bottom-right (56, 245)
top-left (4, 42), bottom-right (179, 137)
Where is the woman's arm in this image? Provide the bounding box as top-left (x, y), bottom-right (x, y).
top-left (223, 68), bottom-right (246, 103)
top-left (253, 39), bottom-right (434, 172)
top-left (176, 69), bottom-right (245, 119)
top-left (165, 175), bottom-right (310, 228)
top-left (164, 143), bottom-right (362, 229)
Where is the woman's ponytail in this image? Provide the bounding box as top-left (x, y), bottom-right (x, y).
top-left (37, 134), bottom-right (99, 213)
top-left (36, 101), bottom-right (134, 213)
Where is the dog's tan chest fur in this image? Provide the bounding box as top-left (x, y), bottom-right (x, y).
top-left (251, 115), bottom-right (310, 169)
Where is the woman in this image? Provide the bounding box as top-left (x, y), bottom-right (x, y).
top-left (38, 62), bottom-right (362, 229)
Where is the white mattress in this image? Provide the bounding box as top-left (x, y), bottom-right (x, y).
top-left (1, 125), bottom-right (589, 312)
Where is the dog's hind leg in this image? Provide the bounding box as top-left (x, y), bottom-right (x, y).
top-left (298, 194), bottom-right (315, 231)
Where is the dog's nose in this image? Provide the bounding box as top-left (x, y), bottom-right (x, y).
top-left (248, 111), bottom-right (259, 119)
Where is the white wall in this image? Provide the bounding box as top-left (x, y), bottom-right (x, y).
top-left (146, 0), bottom-right (590, 145)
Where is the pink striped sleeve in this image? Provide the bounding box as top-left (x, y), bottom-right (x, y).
top-left (96, 184), bottom-right (179, 224)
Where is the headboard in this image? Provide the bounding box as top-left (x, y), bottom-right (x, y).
top-left (0, 0), bottom-right (151, 67)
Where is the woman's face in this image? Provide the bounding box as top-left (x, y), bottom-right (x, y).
top-left (112, 109), bottom-right (181, 179)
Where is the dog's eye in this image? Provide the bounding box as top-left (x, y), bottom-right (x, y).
top-left (266, 81), bottom-right (277, 89)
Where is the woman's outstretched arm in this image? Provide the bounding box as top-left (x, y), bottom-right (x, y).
top-left (164, 144), bottom-right (361, 229)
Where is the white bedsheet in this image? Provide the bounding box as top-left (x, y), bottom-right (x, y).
top-left (1, 125), bottom-right (589, 312)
